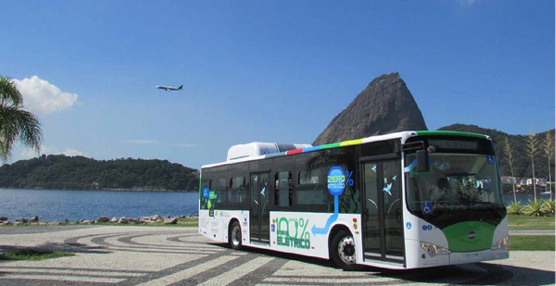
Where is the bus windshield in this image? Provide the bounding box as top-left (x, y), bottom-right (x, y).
top-left (405, 153), bottom-right (504, 213)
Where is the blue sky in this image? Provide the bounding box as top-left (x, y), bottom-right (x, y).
top-left (1, 0), bottom-right (554, 169)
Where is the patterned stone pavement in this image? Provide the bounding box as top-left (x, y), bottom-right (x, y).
top-left (0, 226), bottom-right (554, 285)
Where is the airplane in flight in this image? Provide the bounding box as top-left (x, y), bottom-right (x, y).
top-left (156, 85), bottom-right (183, 92)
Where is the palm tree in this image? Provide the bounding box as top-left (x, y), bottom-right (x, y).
top-left (543, 132), bottom-right (554, 200)
top-left (527, 131), bottom-right (538, 201)
top-left (503, 137), bottom-right (517, 204)
top-left (0, 76), bottom-right (42, 161)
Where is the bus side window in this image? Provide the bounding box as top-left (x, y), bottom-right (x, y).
top-left (296, 169), bottom-right (328, 210)
top-left (230, 176), bottom-right (247, 203)
top-left (275, 171), bottom-right (292, 207)
top-left (200, 178), bottom-right (210, 209)
top-left (212, 178), bottom-right (226, 207)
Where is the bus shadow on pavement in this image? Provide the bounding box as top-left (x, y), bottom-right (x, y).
top-left (0, 242), bottom-right (111, 257)
top-left (211, 243), bottom-right (554, 285)
top-left (379, 262), bottom-right (555, 285)
top-left (211, 242), bottom-right (336, 267)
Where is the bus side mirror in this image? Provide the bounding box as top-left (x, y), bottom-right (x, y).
top-left (416, 150), bottom-right (429, 173)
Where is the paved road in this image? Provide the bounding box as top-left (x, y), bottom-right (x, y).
top-left (509, 229), bottom-right (555, 235)
top-left (0, 226), bottom-right (554, 285)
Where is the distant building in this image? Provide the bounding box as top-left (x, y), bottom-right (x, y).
top-left (502, 177), bottom-right (552, 187)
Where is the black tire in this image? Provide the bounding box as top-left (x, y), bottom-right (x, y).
top-left (228, 221), bottom-right (242, 250)
top-left (330, 229), bottom-right (359, 271)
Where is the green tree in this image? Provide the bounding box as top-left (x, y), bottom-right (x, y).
top-left (543, 132), bottom-right (554, 200)
top-left (0, 76), bottom-right (42, 161)
top-left (503, 137), bottom-right (517, 204)
top-left (527, 131), bottom-right (538, 201)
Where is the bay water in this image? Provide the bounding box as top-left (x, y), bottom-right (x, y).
top-left (0, 188), bottom-right (198, 222)
top-left (0, 188), bottom-right (553, 222)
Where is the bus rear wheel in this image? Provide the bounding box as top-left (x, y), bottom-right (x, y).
top-left (330, 229), bottom-right (358, 271)
top-left (229, 221), bottom-right (242, 250)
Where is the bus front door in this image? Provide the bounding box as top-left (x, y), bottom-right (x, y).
top-left (250, 172), bottom-right (270, 244)
top-left (361, 160), bottom-right (404, 263)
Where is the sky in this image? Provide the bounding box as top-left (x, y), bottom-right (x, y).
top-left (1, 0), bottom-right (554, 169)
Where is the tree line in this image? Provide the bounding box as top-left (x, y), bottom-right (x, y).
top-left (439, 124), bottom-right (555, 180)
top-left (0, 155), bottom-right (200, 191)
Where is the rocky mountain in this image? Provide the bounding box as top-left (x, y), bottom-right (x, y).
top-left (439, 124), bottom-right (555, 179)
top-left (313, 72), bottom-right (427, 145)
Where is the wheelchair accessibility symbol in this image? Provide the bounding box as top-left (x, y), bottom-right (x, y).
top-left (422, 201), bottom-right (433, 214)
top-left (487, 155), bottom-right (495, 165)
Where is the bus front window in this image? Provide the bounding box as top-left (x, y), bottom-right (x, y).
top-left (405, 153), bottom-right (504, 212)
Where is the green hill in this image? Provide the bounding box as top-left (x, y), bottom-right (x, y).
top-left (0, 124), bottom-right (552, 191)
top-left (438, 124), bottom-right (555, 179)
top-left (0, 155), bottom-right (199, 191)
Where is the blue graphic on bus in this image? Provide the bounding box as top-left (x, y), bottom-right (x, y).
top-left (312, 166), bottom-right (351, 236)
top-left (202, 188), bottom-right (210, 198)
top-left (383, 182), bottom-right (393, 195)
top-left (327, 166), bottom-right (346, 196)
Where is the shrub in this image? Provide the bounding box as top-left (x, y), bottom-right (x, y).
top-left (541, 199), bottom-right (555, 215)
top-left (507, 202), bottom-right (523, 215)
top-left (523, 200), bottom-right (544, 217)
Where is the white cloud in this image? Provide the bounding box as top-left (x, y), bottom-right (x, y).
top-left (19, 145), bottom-right (86, 160)
top-left (14, 75), bottom-right (79, 115)
top-left (61, 148), bottom-right (85, 157)
top-left (126, 139), bottom-right (159, 145)
top-left (20, 147), bottom-right (42, 160)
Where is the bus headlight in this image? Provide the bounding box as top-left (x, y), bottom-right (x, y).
top-left (420, 241), bottom-right (451, 257)
top-left (491, 236), bottom-right (509, 250)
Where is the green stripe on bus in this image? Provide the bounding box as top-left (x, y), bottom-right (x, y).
top-left (320, 142), bottom-right (341, 149)
top-left (416, 130), bottom-right (488, 139)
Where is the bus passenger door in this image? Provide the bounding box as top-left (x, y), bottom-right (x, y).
top-left (361, 160), bottom-right (404, 263)
top-left (250, 172), bottom-right (270, 244)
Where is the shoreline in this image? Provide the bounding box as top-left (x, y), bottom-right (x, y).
top-left (0, 187), bottom-right (197, 193)
top-left (0, 214), bottom-right (199, 227)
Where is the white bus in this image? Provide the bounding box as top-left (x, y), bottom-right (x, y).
top-left (198, 131), bottom-right (509, 270)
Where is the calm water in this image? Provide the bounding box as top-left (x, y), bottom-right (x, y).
top-left (0, 188), bottom-right (552, 222)
top-left (503, 191), bottom-right (554, 205)
top-left (0, 189), bottom-right (198, 222)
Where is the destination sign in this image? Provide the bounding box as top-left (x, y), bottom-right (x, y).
top-left (428, 139), bottom-right (478, 150)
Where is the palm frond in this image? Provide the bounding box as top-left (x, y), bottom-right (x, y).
top-left (0, 105), bottom-right (42, 161)
top-left (0, 77), bottom-right (22, 107)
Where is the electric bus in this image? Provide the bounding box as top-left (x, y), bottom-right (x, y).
top-left (198, 131), bottom-right (509, 270)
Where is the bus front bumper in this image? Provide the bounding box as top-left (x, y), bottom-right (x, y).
top-left (449, 248), bottom-right (509, 265)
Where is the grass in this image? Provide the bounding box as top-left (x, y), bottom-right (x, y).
top-left (510, 235), bottom-right (555, 251)
top-left (508, 214), bottom-right (555, 230)
top-left (0, 249), bottom-right (74, 261)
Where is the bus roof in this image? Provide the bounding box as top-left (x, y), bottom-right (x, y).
top-left (202, 130), bottom-right (490, 169)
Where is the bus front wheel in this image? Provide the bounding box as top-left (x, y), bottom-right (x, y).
top-left (229, 221), bottom-right (242, 250)
top-left (330, 229), bottom-right (358, 270)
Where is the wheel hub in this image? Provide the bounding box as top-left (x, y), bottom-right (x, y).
top-left (338, 236), bottom-right (356, 264)
top-left (231, 226), bottom-right (241, 246)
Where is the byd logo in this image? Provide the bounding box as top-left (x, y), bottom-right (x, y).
top-left (468, 231), bottom-right (477, 240)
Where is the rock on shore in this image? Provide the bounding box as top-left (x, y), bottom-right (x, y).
top-left (0, 214), bottom-right (198, 226)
